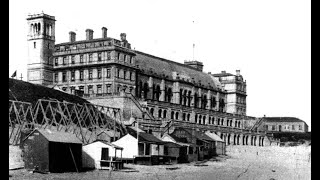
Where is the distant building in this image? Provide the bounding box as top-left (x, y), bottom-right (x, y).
top-left (212, 70), bottom-right (247, 115)
top-left (257, 117), bottom-right (309, 133)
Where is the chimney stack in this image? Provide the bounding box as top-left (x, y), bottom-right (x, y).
top-left (120, 33), bottom-right (127, 42)
top-left (102, 27), bottom-right (108, 38)
top-left (69, 31), bottom-right (76, 42)
top-left (236, 70), bottom-right (240, 76)
top-left (86, 29), bottom-right (94, 40)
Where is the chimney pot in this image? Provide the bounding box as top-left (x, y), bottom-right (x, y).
top-left (86, 29), bottom-right (94, 40)
top-left (120, 33), bottom-right (127, 42)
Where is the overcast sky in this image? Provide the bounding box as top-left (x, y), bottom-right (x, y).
top-left (9, 0), bottom-right (311, 130)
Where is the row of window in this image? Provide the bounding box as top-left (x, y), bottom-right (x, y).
top-left (269, 125), bottom-right (303, 131)
top-left (137, 82), bottom-right (226, 111)
top-left (54, 68), bottom-right (135, 83)
top-left (145, 107), bottom-right (241, 127)
top-left (60, 84), bottom-right (134, 95)
top-left (54, 51), bottom-right (134, 66)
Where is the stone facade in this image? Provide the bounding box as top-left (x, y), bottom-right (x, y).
top-left (257, 117), bottom-right (308, 133)
top-left (26, 12), bottom-right (281, 147)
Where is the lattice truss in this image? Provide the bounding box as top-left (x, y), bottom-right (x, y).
top-left (9, 99), bottom-right (126, 145)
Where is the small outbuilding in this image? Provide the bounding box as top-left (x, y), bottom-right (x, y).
top-left (82, 140), bottom-right (123, 170)
top-left (22, 129), bottom-right (82, 173)
top-left (205, 131), bottom-right (226, 155)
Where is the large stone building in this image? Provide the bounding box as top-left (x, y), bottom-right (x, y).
top-left (25, 12), bottom-right (284, 147)
top-left (257, 117), bottom-right (309, 133)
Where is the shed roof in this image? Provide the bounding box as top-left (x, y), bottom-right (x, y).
top-left (32, 129), bottom-right (82, 144)
top-left (163, 141), bottom-right (182, 148)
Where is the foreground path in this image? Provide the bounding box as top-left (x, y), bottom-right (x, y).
top-left (9, 145), bottom-right (311, 180)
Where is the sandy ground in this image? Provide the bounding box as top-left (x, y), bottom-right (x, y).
top-left (9, 145), bottom-right (311, 180)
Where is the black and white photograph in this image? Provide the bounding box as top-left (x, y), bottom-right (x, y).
top-left (9, 0), bottom-right (311, 179)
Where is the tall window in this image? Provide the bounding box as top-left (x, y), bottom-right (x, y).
top-left (98, 53), bottom-right (102, 61)
top-left (71, 56), bottom-right (75, 64)
top-left (54, 73), bottom-right (58, 83)
top-left (106, 52), bottom-right (111, 60)
top-left (80, 70), bottom-right (84, 81)
top-left (130, 72), bottom-right (133, 81)
top-left (124, 55), bottom-right (127, 62)
top-left (106, 69), bottom-right (111, 78)
top-left (62, 72), bottom-right (67, 82)
top-left (117, 69), bottom-right (120, 78)
top-left (89, 69), bottom-right (93, 80)
top-left (97, 85), bottom-right (102, 94)
top-left (117, 52), bottom-right (120, 60)
top-left (123, 70), bottom-right (127, 79)
top-left (80, 55), bottom-right (84, 63)
top-left (97, 69), bottom-right (102, 79)
top-left (130, 56), bottom-right (133, 63)
top-left (106, 84), bottom-right (112, 94)
top-left (71, 71), bottom-right (75, 81)
top-left (89, 54), bottom-right (93, 62)
top-left (88, 85), bottom-right (93, 94)
top-left (63, 57), bottom-right (67, 65)
top-left (54, 58), bottom-right (58, 66)
top-left (34, 42), bottom-right (36, 49)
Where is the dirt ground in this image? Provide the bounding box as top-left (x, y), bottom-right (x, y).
top-left (9, 145), bottom-right (311, 180)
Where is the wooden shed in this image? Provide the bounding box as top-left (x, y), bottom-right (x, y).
top-left (82, 140), bottom-right (123, 169)
top-left (205, 131), bottom-right (226, 155)
top-left (22, 129), bottom-right (82, 173)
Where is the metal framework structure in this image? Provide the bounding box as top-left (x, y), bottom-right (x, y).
top-left (9, 99), bottom-right (126, 145)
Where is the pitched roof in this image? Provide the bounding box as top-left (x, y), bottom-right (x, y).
top-left (135, 51), bottom-right (222, 90)
top-left (163, 141), bottom-right (182, 148)
top-left (33, 129), bottom-right (82, 144)
top-left (263, 117), bottom-right (305, 123)
top-left (87, 140), bottom-right (123, 149)
top-left (204, 131), bottom-right (224, 142)
top-left (126, 127), bottom-right (164, 144)
top-left (179, 128), bottom-right (214, 142)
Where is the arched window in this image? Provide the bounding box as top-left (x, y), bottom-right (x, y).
top-left (230, 120), bottom-right (233, 127)
top-left (167, 88), bottom-right (172, 103)
top-left (188, 91), bottom-right (192, 106)
top-left (202, 94), bottom-right (207, 109)
top-left (238, 121), bottom-right (241, 128)
top-left (217, 118), bottom-right (220, 125)
top-left (187, 114), bottom-right (190, 121)
top-left (37, 23), bottom-right (41, 34)
top-left (182, 113), bottom-right (186, 121)
top-left (195, 115), bottom-right (198, 124)
top-left (150, 108), bottom-right (154, 117)
top-left (209, 117), bottom-right (211, 124)
top-left (203, 116), bottom-right (206, 124)
top-left (212, 117), bottom-right (215, 125)
top-left (199, 115), bottom-right (202, 124)
top-left (227, 120), bottom-right (229, 126)
top-left (183, 90), bottom-right (187, 106)
top-left (158, 109), bottom-right (162, 118)
top-left (163, 110), bottom-right (167, 119)
top-left (175, 112), bottom-right (179, 120)
top-left (179, 89), bottom-right (183, 105)
top-left (156, 85), bottom-right (161, 101)
top-left (171, 111), bottom-right (175, 119)
top-left (143, 83), bottom-right (149, 99)
top-left (211, 96), bottom-right (216, 109)
top-left (194, 93), bottom-right (198, 108)
top-left (221, 118), bottom-right (224, 126)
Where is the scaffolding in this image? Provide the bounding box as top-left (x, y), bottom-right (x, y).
top-left (9, 99), bottom-right (126, 145)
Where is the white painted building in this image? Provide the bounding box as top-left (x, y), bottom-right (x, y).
top-left (82, 140), bottom-right (123, 169)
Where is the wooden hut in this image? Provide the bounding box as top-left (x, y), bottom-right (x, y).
top-left (22, 129), bottom-right (82, 173)
top-left (205, 131), bottom-right (226, 155)
top-left (82, 140), bottom-right (123, 170)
